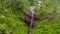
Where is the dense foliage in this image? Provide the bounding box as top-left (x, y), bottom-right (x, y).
top-left (0, 0), bottom-right (60, 34)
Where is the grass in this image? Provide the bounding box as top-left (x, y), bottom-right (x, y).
top-left (0, 0), bottom-right (60, 34)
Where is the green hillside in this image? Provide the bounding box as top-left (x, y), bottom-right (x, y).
top-left (0, 0), bottom-right (60, 34)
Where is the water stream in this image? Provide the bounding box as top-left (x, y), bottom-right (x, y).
top-left (28, 6), bottom-right (35, 34)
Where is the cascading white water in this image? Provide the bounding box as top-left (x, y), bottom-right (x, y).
top-left (28, 6), bottom-right (35, 34)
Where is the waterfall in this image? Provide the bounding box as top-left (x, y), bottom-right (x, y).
top-left (28, 6), bottom-right (35, 34)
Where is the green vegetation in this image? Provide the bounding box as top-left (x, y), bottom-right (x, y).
top-left (0, 0), bottom-right (60, 34)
